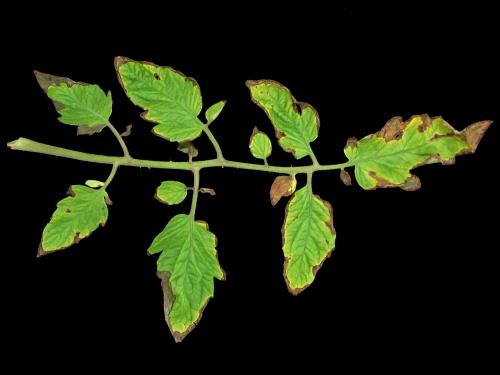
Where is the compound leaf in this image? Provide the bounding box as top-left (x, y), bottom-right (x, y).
top-left (148, 214), bottom-right (224, 342)
top-left (247, 80), bottom-right (319, 159)
top-left (115, 57), bottom-right (204, 142)
top-left (282, 186), bottom-right (336, 294)
top-left (205, 100), bottom-right (226, 124)
top-left (39, 185), bottom-right (110, 256)
top-left (249, 127), bottom-right (272, 160)
top-left (155, 181), bottom-right (188, 205)
top-left (34, 71), bottom-right (112, 127)
top-left (344, 115), bottom-right (492, 190)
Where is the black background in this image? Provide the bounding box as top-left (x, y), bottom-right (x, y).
top-left (3, 3), bottom-right (498, 369)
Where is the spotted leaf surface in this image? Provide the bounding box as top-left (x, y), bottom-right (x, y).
top-left (344, 115), bottom-right (491, 190)
top-left (282, 186), bottom-right (336, 294)
top-left (116, 57), bottom-right (204, 142)
top-left (40, 185), bottom-right (110, 256)
top-left (247, 80), bottom-right (319, 159)
top-left (35, 71), bottom-right (112, 128)
top-left (148, 214), bottom-right (224, 342)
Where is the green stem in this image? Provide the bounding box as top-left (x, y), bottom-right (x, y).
top-left (106, 121), bottom-right (131, 158)
top-left (308, 145), bottom-right (320, 167)
top-left (7, 137), bottom-right (355, 174)
top-left (190, 168), bottom-right (200, 219)
top-left (202, 126), bottom-right (224, 161)
top-left (102, 162), bottom-right (119, 189)
top-left (306, 171), bottom-right (313, 192)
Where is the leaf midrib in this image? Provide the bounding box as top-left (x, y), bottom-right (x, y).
top-left (68, 99), bottom-right (109, 125)
top-left (276, 108), bottom-right (313, 156)
top-left (351, 140), bottom-right (454, 166)
top-left (290, 190), bottom-right (314, 276)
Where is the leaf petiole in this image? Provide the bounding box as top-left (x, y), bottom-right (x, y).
top-left (190, 168), bottom-right (200, 219)
top-left (102, 162), bottom-right (119, 189)
top-left (202, 125), bottom-right (224, 161)
top-left (106, 121), bottom-right (131, 158)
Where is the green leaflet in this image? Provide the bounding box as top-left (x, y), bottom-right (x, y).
top-left (283, 186), bottom-right (336, 294)
top-left (344, 115), bottom-right (492, 190)
top-left (148, 214), bottom-right (224, 342)
top-left (40, 185), bottom-right (110, 256)
top-left (155, 181), bottom-right (188, 205)
top-left (34, 71), bottom-right (112, 127)
top-left (115, 57), bottom-right (205, 142)
top-left (249, 127), bottom-right (272, 160)
top-left (247, 80), bottom-right (319, 159)
top-left (205, 100), bottom-right (226, 124)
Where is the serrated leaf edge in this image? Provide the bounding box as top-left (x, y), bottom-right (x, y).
top-left (246, 79), bottom-right (320, 158)
top-left (281, 190), bottom-right (336, 295)
top-left (37, 186), bottom-right (110, 257)
top-left (114, 56), bottom-right (204, 143)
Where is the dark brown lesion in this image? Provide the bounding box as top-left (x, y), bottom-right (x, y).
top-left (37, 232), bottom-right (83, 258)
top-left (377, 116), bottom-right (406, 141)
top-left (368, 170), bottom-right (391, 187)
top-left (199, 188), bottom-right (216, 196)
top-left (157, 265), bottom-right (223, 342)
top-left (460, 120), bottom-right (493, 153)
top-left (417, 114), bottom-right (432, 132)
top-left (345, 137), bottom-right (358, 149)
top-left (282, 193), bottom-right (336, 295)
top-left (368, 170), bottom-right (421, 191)
top-left (34, 71), bottom-right (75, 93)
top-left (340, 169), bottom-right (352, 186)
top-left (77, 124), bottom-right (106, 136)
top-left (401, 175), bottom-right (421, 191)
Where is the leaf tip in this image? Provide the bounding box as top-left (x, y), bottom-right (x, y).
top-left (33, 70), bottom-right (73, 93)
top-left (245, 80), bottom-right (257, 89)
top-left (114, 56), bottom-right (132, 70)
top-left (462, 120), bottom-right (493, 153)
top-left (283, 269), bottom-right (307, 296)
top-left (33, 70), bottom-right (52, 93)
top-left (402, 175), bottom-right (421, 191)
top-left (37, 243), bottom-right (48, 258)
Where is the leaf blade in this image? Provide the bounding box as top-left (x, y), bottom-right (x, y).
top-left (116, 57), bottom-right (204, 142)
top-left (249, 128), bottom-right (272, 160)
top-left (35, 71), bottom-right (112, 127)
top-left (205, 100), bottom-right (226, 123)
top-left (282, 186), bottom-right (336, 294)
top-left (344, 115), bottom-right (492, 190)
top-left (148, 214), bottom-right (224, 341)
top-left (247, 80), bottom-right (319, 159)
top-left (40, 185), bottom-right (109, 255)
top-left (155, 181), bottom-right (188, 205)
